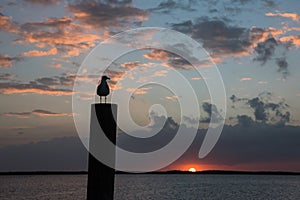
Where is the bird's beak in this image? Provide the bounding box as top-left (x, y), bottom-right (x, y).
top-left (107, 77), bottom-right (110, 80)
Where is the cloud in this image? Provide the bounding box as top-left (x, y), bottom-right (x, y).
top-left (231, 0), bottom-right (276, 8)
top-left (254, 37), bottom-right (278, 65)
top-left (230, 92), bottom-right (290, 125)
top-left (67, 1), bottom-right (148, 29)
top-left (254, 37), bottom-right (290, 76)
top-left (0, 137), bottom-right (88, 171)
top-left (0, 82), bottom-right (72, 96)
top-left (1, 111), bottom-right (31, 118)
top-left (201, 102), bottom-right (223, 123)
top-left (276, 57), bottom-right (289, 76)
top-left (257, 81), bottom-right (268, 84)
top-left (121, 61), bottom-right (140, 69)
top-left (143, 49), bottom-right (195, 69)
top-left (171, 18), bottom-right (296, 76)
top-left (173, 122), bottom-right (300, 170)
top-left (126, 87), bottom-right (151, 95)
top-left (0, 73), bottom-right (14, 80)
top-left (191, 77), bottom-right (202, 81)
top-left (149, 0), bottom-right (196, 13)
top-left (280, 35), bottom-right (300, 47)
top-left (266, 12), bottom-right (299, 22)
top-left (20, 47), bottom-right (58, 57)
top-left (236, 115), bottom-right (254, 127)
top-left (0, 54), bottom-right (20, 68)
top-left (105, 70), bottom-right (126, 90)
top-left (0, 12), bottom-right (19, 33)
top-left (1, 109), bottom-right (71, 118)
top-left (32, 109), bottom-right (71, 117)
top-left (0, 73), bottom-right (83, 96)
top-left (240, 77), bottom-right (252, 81)
top-left (17, 16), bottom-right (102, 57)
top-left (165, 95), bottom-right (179, 101)
top-left (172, 19), bottom-right (254, 57)
top-left (1, 116), bottom-right (299, 171)
top-left (24, 0), bottom-right (61, 5)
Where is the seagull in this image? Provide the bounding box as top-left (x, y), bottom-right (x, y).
top-left (97, 75), bottom-right (110, 103)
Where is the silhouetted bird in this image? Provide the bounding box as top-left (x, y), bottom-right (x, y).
top-left (97, 75), bottom-right (110, 103)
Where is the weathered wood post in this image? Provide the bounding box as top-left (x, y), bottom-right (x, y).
top-left (87, 103), bottom-right (117, 200)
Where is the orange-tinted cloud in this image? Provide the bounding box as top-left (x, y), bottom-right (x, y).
top-left (1, 112), bottom-right (31, 118)
top-left (127, 87), bottom-right (151, 95)
top-left (144, 49), bottom-right (194, 69)
top-left (0, 12), bottom-right (19, 33)
top-left (1, 109), bottom-right (71, 118)
top-left (31, 109), bottom-right (71, 117)
top-left (0, 54), bottom-right (20, 68)
top-left (21, 47), bottom-right (58, 57)
top-left (144, 49), bottom-right (169, 62)
top-left (191, 77), bottom-right (202, 81)
top-left (0, 82), bottom-right (72, 96)
top-left (240, 77), bottom-right (252, 81)
top-left (121, 61), bottom-right (140, 69)
top-left (153, 70), bottom-right (168, 77)
top-left (165, 95), bottom-right (179, 101)
top-left (266, 12), bottom-right (300, 22)
top-left (17, 17), bottom-right (102, 57)
top-left (280, 35), bottom-right (300, 47)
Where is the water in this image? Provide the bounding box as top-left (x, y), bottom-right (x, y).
top-left (0, 174), bottom-right (299, 200)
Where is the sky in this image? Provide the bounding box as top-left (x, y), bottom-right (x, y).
top-left (0, 0), bottom-right (300, 172)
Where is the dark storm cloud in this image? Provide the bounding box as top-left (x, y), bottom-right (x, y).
top-left (0, 137), bottom-right (88, 171)
top-left (201, 102), bottom-right (223, 123)
top-left (178, 121), bottom-right (300, 169)
top-left (0, 114), bottom-right (299, 171)
top-left (67, 0), bottom-right (148, 28)
top-left (118, 115), bottom-right (178, 153)
top-left (236, 115), bottom-right (254, 127)
top-left (230, 92), bottom-right (290, 125)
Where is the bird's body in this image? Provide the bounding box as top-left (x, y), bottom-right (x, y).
top-left (97, 76), bottom-right (110, 103)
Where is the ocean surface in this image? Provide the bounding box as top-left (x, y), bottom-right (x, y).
top-left (0, 174), bottom-right (299, 200)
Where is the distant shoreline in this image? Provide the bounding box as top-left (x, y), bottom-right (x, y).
top-left (1, 170), bottom-right (299, 176)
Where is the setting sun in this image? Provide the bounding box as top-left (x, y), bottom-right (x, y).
top-left (188, 168), bottom-right (197, 172)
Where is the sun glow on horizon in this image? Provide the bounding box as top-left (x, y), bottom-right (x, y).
top-left (188, 167), bottom-right (197, 172)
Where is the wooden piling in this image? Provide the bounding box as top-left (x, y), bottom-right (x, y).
top-left (87, 104), bottom-right (117, 200)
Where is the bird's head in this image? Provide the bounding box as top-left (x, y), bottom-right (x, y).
top-left (102, 75), bottom-right (110, 80)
